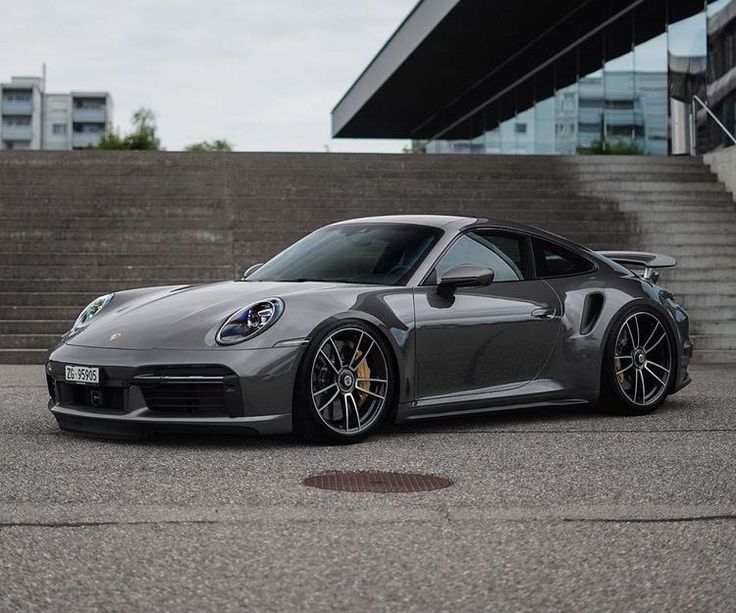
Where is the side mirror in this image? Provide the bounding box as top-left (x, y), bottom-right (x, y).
top-left (241, 263), bottom-right (264, 280)
top-left (437, 265), bottom-right (494, 295)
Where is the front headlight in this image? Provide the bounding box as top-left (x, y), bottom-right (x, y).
top-left (216, 298), bottom-right (284, 345)
top-left (73, 293), bottom-right (114, 330)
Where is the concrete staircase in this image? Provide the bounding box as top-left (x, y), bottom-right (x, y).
top-left (0, 151), bottom-right (733, 364)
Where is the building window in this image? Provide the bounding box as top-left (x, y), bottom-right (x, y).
top-left (514, 123), bottom-right (527, 134)
top-left (563, 93), bottom-right (575, 112)
top-left (2, 90), bottom-right (32, 102)
top-left (2, 116), bottom-right (31, 126)
top-left (52, 123), bottom-right (67, 135)
top-left (73, 123), bottom-right (103, 134)
top-left (73, 98), bottom-right (105, 109)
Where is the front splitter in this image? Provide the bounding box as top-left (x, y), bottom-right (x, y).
top-left (51, 404), bottom-right (292, 439)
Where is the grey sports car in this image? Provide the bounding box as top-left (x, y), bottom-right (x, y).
top-left (46, 215), bottom-right (692, 443)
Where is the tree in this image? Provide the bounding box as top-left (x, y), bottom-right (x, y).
top-left (576, 113), bottom-right (642, 155)
top-left (94, 107), bottom-right (162, 150)
top-left (184, 139), bottom-right (233, 152)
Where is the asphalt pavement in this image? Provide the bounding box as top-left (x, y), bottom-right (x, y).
top-left (1, 364), bottom-right (735, 612)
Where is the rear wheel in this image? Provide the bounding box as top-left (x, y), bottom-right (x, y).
top-left (293, 321), bottom-right (396, 444)
top-left (600, 306), bottom-right (674, 414)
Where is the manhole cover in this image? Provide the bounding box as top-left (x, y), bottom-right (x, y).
top-left (303, 470), bottom-right (452, 493)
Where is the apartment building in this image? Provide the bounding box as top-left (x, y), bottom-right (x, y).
top-left (1, 75), bottom-right (112, 150)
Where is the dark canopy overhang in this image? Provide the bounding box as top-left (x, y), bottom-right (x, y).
top-left (332, 0), bottom-right (705, 140)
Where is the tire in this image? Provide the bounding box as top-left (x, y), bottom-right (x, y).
top-left (292, 320), bottom-right (397, 444)
top-left (599, 304), bottom-right (675, 415)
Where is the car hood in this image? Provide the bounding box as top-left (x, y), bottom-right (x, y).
top-left (66, 280), bottom-right (363, 351)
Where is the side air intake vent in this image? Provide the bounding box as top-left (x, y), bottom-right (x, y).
top-left (580, 292), bottom-right (605, 335)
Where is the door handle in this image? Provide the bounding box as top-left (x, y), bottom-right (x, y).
top-left (531, 307), bottom-right (557, 320)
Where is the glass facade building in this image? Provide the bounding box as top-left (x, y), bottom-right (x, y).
top-left (333, 0), bottom-right (736, 156)
top-left (427, 0), bottom-right (734, 155)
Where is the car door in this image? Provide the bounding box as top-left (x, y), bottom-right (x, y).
top-left (413, 230), bottom-right (561, 403)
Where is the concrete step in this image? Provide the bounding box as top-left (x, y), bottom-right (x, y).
top-left (633, 211), bottom-right (736, 223)
top-left (0, 186), bottom-right (725, 204)
top-left (0, 209), bottom-right (636, 227)
top-left (601, 193), bottom-right (733, 204)
top-left (657, 257), bottom-right (736, 270)
top-left (0, 306), bottom-right (81, 319)
top-left (0, 292), bottom-right (109, 306)
top-left (691, 335), bottom-right (736, 350)
top-left (618, 203), bottom-right (733, 214)
top-left (676, 294), bottom-right (736, 308)
top-left (633, 221), bottom-right (736, 234)
top-left (0, 217), bottom-right (233, 231)
top-left (0, 151), bottom-right (707, 168)
top-left (690, 349), bottom-right (736, 364)
top-left (678, 306), bottom-right (736, 320)
top-left (0, 321), bottom-right (71, 335)
top-left (0, 195), bottom-right (730, 213)
top-left (0, 229), bottom-right (233, 242)
top-left (0, 166), bottom-right (717, 180)
top-left (653, 245), bottom-right (736, 257)
top-left (0, 279), bottom-right (215, 292)
top-left (688, 321), bottom-right (736, 335)
top-left (645, 234), bottom-right (736, 246)
top-left (0, 349), bottom-right (48, 365)
top-left (0, 333), bottom-right (60, 349)
top-left (0, 203), bottom-right (231, 217)
top-left (665, 269), bottom-right (736, 281)
top-left (0, 171), bottom-right (716, 183)
top-left (0, 226), bottom-right (628, 245)
top-left (576, 182), bottom-right (725, 193)
top-left (0, 199), bottom-right (620, 214)
top-left (0, 242), bottom-right (232, 255)
top-left (0, 253), bottom-right (231, 267)
top-left (665, 281), bottom-right (736, 295)
top-left (0, 265), bottom-right (233, 281)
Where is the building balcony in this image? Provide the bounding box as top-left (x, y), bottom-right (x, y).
top-left (72, 132), bottom-right (103, 148)
top-left (1, 124), bottom-right (32, 139)
top-left (73, 107), bottom-right (106, 122)
top-left (1, 99), bottom-right (33, 115)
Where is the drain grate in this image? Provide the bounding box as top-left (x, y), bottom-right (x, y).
top-left (303, 470), bottom-right (452, 493)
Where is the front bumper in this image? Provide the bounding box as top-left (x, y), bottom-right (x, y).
top-left (46, 344), bottom-right (304, 437)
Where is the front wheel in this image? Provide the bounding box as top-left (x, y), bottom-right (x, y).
top-left (293, 321), bottom-right (396, 444)
top-left (600, 306), bottom-right (674, 414)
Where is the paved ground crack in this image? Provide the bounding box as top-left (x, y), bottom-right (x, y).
top-left (562, 514), bottom-right (736, 524)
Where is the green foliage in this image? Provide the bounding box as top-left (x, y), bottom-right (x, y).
top-left (576, 112), bottom-right (642, 155)
top-left (94, 107), bottom-right (162, 150)
top-left (184, 139), bottom-right (233, 152)
top-left (94, 130), bottom-right (128, 150)
top-left (579, 139), bottom-right (642, 155)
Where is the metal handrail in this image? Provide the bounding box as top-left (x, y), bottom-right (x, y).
top-left (691, 95), bottom-right (736, 154)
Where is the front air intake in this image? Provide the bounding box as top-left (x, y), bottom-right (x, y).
top-left (134, 366), bottom-right (243, 417)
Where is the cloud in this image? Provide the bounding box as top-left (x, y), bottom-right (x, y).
top-left (0, 0), bottom-right (414, 152)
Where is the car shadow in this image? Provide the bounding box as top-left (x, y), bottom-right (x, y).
top-left (61, 398), bottom-right (695, 450)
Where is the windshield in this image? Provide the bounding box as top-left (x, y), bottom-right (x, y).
top-left (247, 223), bottom-right (442, 285)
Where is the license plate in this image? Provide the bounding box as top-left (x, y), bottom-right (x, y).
top-left (65, 365), bottom-right (99, 385)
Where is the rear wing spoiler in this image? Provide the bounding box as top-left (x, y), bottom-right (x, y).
top-left (596, 251), bottom-right (676, 282)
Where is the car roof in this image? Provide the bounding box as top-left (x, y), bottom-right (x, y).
top-left (330, 214), bottom-right (476, 228)
top-left (328, 214), bottom-right (595, 255)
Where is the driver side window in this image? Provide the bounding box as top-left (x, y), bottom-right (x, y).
top-left (431, 232), bottom-right (529, 283)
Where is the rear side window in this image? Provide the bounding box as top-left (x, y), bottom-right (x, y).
top-left (532, 238), bottom-right (594, 278)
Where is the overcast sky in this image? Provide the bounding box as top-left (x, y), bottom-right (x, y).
top-left (0, 1), bottom-right (415, 152)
